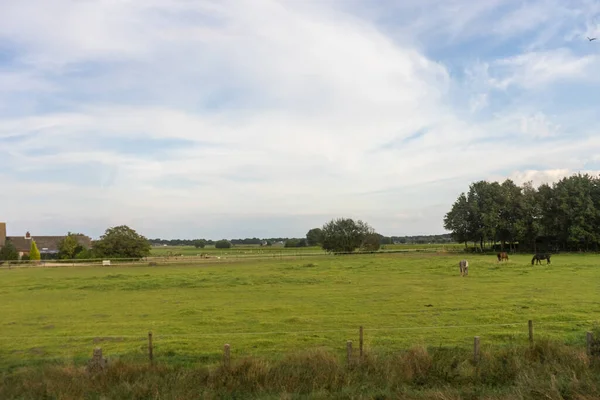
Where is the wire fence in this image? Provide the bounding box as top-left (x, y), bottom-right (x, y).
top-left (2, 319), bottom-right (598, 369)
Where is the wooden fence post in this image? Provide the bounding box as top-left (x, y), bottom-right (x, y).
top-left (346, 340), bottom-right (352, 367)
top-left (528, 320), bottom-right (533, 345)
top-left (359, 326), bottom-right (364, 358)
top-left (87, 347), bottom-right (107, 373)
top-left (473, 336), bottom-right (480, 364)
top-left (587, 332), bottom-right (593, 356)
top-left (224, 344), bottom-right (231, 368)
top-left (148, 332), bottom-right (154, 365)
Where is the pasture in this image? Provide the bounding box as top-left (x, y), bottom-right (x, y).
top-left (1, 252), bottom-right (599, 370)
top-left (148, 242), bottom-right (465, 258)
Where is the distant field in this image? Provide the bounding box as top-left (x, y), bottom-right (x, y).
top-left (1, 252), bottom-right (598, 369)
top-left (149, 242), bottom-right (465, 257)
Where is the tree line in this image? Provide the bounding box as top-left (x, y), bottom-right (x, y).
top-left (443, 173), bottom-right (600, 253)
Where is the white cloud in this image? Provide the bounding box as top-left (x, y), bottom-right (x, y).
top-left (1, 0), bottom-right (600, 238)
top-left (467, 49), bottom-right (599, 91)
top-left (489, 169), bottom-right (600, 188)
top-left (469, 93), bottom-right (489, 113)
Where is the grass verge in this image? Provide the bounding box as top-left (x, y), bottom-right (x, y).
top-left (2, 340), bottom-right (600, 399)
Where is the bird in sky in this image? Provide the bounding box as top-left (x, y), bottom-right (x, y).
top-left (588, 36), bottom-right (597, 41)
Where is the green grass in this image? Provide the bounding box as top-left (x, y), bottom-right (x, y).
top-left (148, 242), bottom-right (465, 258)
top-left (4, 341), bottom-right (600, 399)
top-left (1, 252), bottom-right (599, 371)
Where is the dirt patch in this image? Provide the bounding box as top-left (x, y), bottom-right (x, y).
top-left (42, 324), bottom-right (55, 330)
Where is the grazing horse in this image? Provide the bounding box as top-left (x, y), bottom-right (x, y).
top-left (497, 252), bottom-right (509, 262)
top-left (531, 253), bottom-right (551, 265)
top-left (459, 259), bottom-right (469, 276)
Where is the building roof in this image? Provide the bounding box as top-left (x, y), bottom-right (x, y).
top-left (6, 235), bottom-right (92, 253)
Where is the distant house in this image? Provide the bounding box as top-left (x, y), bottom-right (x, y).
top-left (0, 223), bottom-right (92, 259)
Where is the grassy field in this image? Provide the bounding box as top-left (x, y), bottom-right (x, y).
top-left (1, 251), bottom-right (599, 372)
top-left (148, 242), bottom-right (465, 258)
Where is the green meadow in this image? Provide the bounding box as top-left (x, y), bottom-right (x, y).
top-left (148, 242), bottom-right (465, 257)
top-left (1, 252), bottom-right (599, 370)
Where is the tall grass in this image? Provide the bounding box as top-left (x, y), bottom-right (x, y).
top-left (2, 341), bottom-right (600, 399)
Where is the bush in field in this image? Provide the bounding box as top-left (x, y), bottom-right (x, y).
top-left (215, 240), bottom-right (232, 249)
top-left (321, 218), bottom-right (377, 253)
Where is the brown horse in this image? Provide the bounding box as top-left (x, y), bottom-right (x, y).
top-left (497, 252), bottom-right (509, 262)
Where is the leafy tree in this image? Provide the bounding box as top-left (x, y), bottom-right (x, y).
top-left (444, 193), bottom-right (472, 248)
top-left (75, 248), bottom-right (95, 260)
top-left (444, 173), bottom-right (600, 252)
top-left (306, 228), bottom-right (323, 246)
top-left (360, 233), bottom-right (381, 252)
top-left (93, 225), bottom-right (151, 259)
top-left (29, 240), bottom-right (41, 261)
top-left (321, 218), bottom-right (376, 253)
top-left (58, 233), bottom-right (84, 259)
top-left (284, 239), bottom-right (299, 248)
top-left (193, 239), bottom-right (206, 249)
top-left (0, 240), bottom-right (19, 261)
top-left (215, 240), bottom-right (232, 249)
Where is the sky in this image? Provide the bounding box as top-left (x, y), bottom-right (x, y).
top-left (1, 0), bottom-right (600, 240)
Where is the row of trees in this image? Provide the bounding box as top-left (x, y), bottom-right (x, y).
top-left (149, 237), bottom-right (299, 247)
top-left (443, 173), bottom-right (600, 252)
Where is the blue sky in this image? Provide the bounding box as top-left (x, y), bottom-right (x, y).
top-left (1, 0), bottom-right (600, 240)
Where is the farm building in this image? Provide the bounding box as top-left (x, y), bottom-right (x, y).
top-left (0, 222), bottom-right (92, 259)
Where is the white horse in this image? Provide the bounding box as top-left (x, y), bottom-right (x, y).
top-left (459, 259), bottom-right (469, 276)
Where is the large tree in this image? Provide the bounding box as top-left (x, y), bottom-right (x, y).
top-left (443, 193), bottom-right (472, 248)
top-left (93, 225), bottom-right (151, 259)
top-left (321, 218), bottom-right (376, 253)
top-left (306, 228), bottom-right (324, 246)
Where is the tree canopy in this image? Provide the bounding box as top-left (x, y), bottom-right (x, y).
top-left (305, 228), bottom-right (323, 246)
top-left (321, 218), bottom-right (377, 253)
top-left (58, 233), bottom-right (85, 259)
top-left (215, 240), bottom-right (232, 249)
top-left (92, 225), bottom-right (151, 259)
top-left (444, 174), bottom-right (600, 252)
top-left (193, 239), bottom-right (206, 249)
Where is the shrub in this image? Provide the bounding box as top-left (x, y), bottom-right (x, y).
top-left (29, 240), bottom-right (41, 261)
top-left (215, 240), bottom-right (232, 249)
